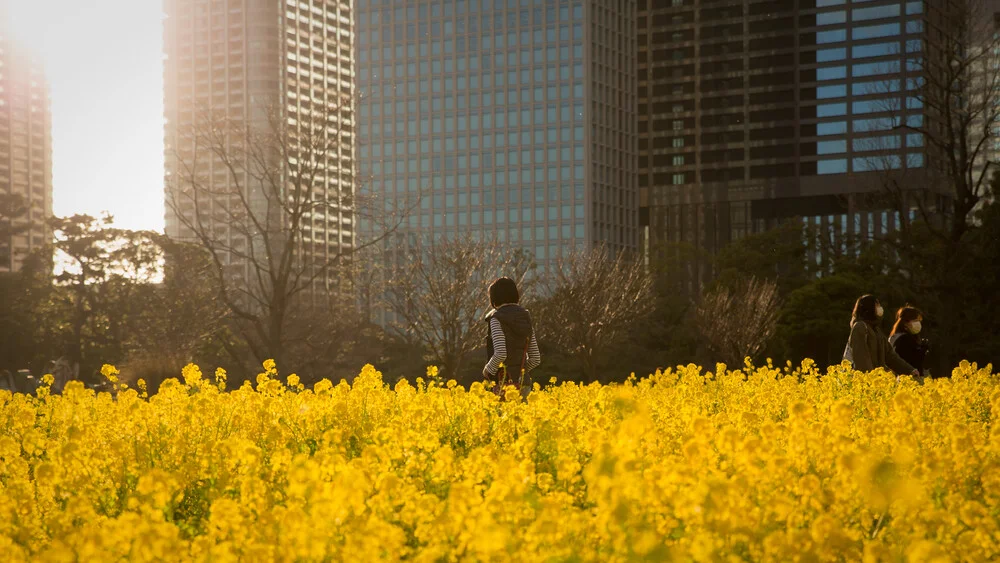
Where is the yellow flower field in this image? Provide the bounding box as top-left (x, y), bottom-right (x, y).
top-left (1, 360), bottom-right (998, 562)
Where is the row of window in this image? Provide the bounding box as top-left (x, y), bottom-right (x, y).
top-left (817, 39), bottom-right (921, 63)
top-left (359, 1), bottom-right (583, 27)
top-left (816, 96), bottom-right (921, 117)
top-left (817, 153), bottom-right (923, 174)
top-left (816, 133), bottom-right (923, 154)
top-left (817, 20), bottom-right (924, 44)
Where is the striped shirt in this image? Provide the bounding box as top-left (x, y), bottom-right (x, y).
top-left (485, 317), bottom-right (541, 376)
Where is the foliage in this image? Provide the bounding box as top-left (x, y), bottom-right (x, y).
top-left (1, 360), bottom-right (999, 561)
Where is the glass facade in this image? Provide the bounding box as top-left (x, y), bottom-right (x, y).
top-left (356, 0), bottom-right (638, 268)
top-left (638, 0), bottom-right (933, 275)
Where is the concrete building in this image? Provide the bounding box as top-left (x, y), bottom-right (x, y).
top-left (638, 0), bottom-right (959, 277)
top-left (0, 12), bottom-right (52, 273)
top-left (163, 0), bottom-right (356, 294)
top-left (355, 0), bottom-right (639, 270)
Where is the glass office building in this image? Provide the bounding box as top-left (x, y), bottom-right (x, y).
top-left (639, 0), bottom-right (951, 275)
top-left (0, 10), bottom-right (52, 273)
top-left (356, 0), bottom-right (638, 269)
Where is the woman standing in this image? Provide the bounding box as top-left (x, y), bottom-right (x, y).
top-left (483, 277), bottom-right (541, 394)
top-left (890, 306), bottom-right (930, 377)
top-left (844, 295), bottom-right (918, 376)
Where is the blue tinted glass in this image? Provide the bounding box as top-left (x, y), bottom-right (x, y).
top-left (818, 29), bottom-right (848, 43)
top-left (906, 1), bottom-right (924, 14)
top-left (853, 61), bottom-right (895, 77)
top-left (817, 48), bottom-right (847, 62)
top-left (854, 155), bottom-right (902, 171)
top-left (852, 79), bottom-right (901, 95)
top-left (818, 140), bottom-right (848, 154)
top-left (906, 39), bottom-right (923, 53)
top-left (852, 42), bottom-right (899, 59)
top-left (906, 20), bottom-right (924, 33)
top-left (817, 103), bottom-right (848, 117)
top-left (817, 66), bottom-right (848, 80)
top-left (818, 121), bottom-right (848, 135)
top-left (818, 84), bottom-right (847, 98)
top-left (853, 135), bottom-right (901, 151)
top-left (853, 118), bottom-right (895, 133)
top-left (908, 153), bottom-right (924, 168)
top-left (906, 133), bottom-right (924, 147)
top-left (852, 4), bottom-right (900, 21)
top-left (853, 23), bottom-right (900, 40)
top-left (852, 100), bottom-right (885, 114)
top-left (817, 0), bottom-right (845, 6)
top-left (818, 159), bottom-right (848, 174)
top-left (817, 11), bottom-right (847, 25)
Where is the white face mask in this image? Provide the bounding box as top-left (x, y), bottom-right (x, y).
top-left (909, 321), bottom-right (922, 334)
top-left (875, 305), bottom-right (884, 318)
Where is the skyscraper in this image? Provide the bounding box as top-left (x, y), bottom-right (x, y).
top-left (356, 0), bottom-right (638, 269)
top-left (638, 0), bottom-right (955, 275)
top-left (163, 0), bottom-right (356, 294)
top-left (0, 12), bottom-right (52, 273)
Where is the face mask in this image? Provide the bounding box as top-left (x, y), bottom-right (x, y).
top-left (909, 321), bottom-right (922, 334)
top-left (875, 305), bottom-right (884, 318)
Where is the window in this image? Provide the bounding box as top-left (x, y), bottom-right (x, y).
top-left (818, 158), bottom-right (848, 174)
top-left (816, 0), bottom-right (845, 6)
top-left (672, 155), bottom-right (685, 166)
top-left (818, 140), bottom-right (847, 154)
top-left (852, 99), bottom-right (885, 114)
top-left (853, 23), bottom-right (900, 41)
top-left (817, 48), bottom-right (847, 62)
top-left (818, 29), bottom-right (848, 43)
top-left (852, 42), bottom-right (899, 59)
top-left (906, 20), bottom-right (924, 34)
top-left (818, 84), bottom-right (847, 99)
top-left (817, 11), bottom-right (847, 26)
top-left (672, 173), bottom-right (685, 185)
top-left (853, 117), bottom-right (895, 133)
top-left (818, 121), bottom-right (848, 135)
top-left (817, 66), bottom-right (848, 81)
top-left (852, 79), bottom-right (901, 95)
top-left (817, 103), bottom-right (848, 117)
top-left (906, 1), bottom-right (924, 15)
top-left (672, 138), bottom-right (685, 148)
top-left (672, 120), bottom-right (684, 131)
top-left (908, 153), bottom-right (924, 168)
top-left (852, 4), bottom-right (900, 21)
top-left (906, 133), bottom-right (924, 147)
top-left (854, 155), bottom-right (902, 171)
top-left (852, 61), bottom-right (895, 77)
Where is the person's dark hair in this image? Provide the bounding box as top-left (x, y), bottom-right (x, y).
top-left (852, 294), bottom-right (880, 326)
top-left (489, 277), bottom-right (520, 308)
top-left (891, 305), bottom-right (923, 336)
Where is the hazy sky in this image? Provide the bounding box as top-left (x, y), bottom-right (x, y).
top-left (6, 0), bottom-right (165, 232)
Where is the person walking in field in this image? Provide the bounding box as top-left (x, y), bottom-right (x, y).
top-left (890, 305), bottom-right (931, 378)
top-left (483, 277), bottom-right (541, 394)
top-left (844, 295), bottom-right (919, 377)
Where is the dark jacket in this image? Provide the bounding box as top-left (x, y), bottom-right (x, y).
top-left (485, 304), bottom-right (533, 372)
top-left (889, 332), bottom-right (928, 376)
top-left (845, 321), bottom-right (916, 375)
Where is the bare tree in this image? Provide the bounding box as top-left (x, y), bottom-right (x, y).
top-left (166, 97), bottom-right (410, 371)
top-left (866, 0), bottom-right (1000, 243)
top-left (534, 247), bottom-right (653, 383)
top-left (382, 236), bottom-right (535, 379)
top-left (694, 275), bottom-right (781, 366)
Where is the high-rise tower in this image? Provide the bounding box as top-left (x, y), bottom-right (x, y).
top-left (356, 0), bottom-right (639, 270)
top-left (638, 0), bottom-right (961, 278)
top-left (0, 11), bottom-right (52, 273)
top-left (163, 0), bottom-right (356, 295)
